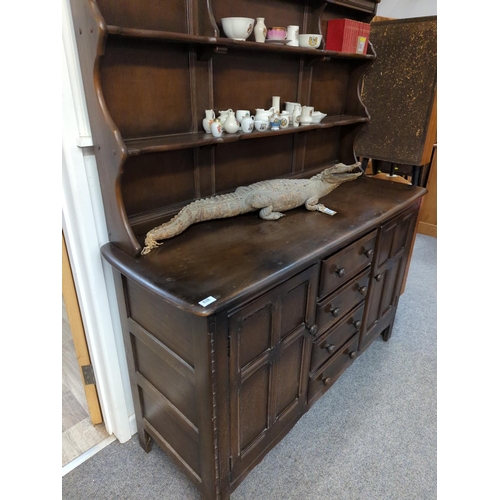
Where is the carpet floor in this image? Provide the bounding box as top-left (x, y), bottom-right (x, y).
top-left (63, 233), bottom-right (437, 500)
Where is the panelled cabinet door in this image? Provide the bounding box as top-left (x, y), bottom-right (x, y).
top-left (227, 265), bottom-right (318, 482)
top-left (361, 206), bottom-right (418, 348)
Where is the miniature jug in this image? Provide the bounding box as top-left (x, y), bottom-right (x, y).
top-left (241, 116), bottom-right (255, 133)
top-left (300, 105), bottom-right (314, 125)
top-left (255, 107), bottom-right (275, 122)
top-left (223, 111), bottom-right (239, 133)
top-left (202, 109), bottom-right (215, 134)
top-left (218, 108), bottom-right (233, 126)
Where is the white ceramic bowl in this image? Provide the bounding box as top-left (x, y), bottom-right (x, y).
top-left (221, 17), bottom-right (255, 41)
top-left (311, 112), bottom-right (327, 123)
top-left (298, 34), bottom-right (322, 49)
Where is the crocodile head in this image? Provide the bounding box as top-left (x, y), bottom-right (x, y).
top-left (321, 162), bottom-right (363, 185)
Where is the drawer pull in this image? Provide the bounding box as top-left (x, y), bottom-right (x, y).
top-left (364, 249), bottom-right (374, 258)
top-left (353, 320), bottom-right (361, 330)
top-left (322, 377), bottom-right (333, 386)
top-left (349, 351), bottom-right (358, 359)
top-left (358, 286), bottom-right (368, 296)
top-left (374, 273), bottom-right (383, 282)
top-left (324, 343), bottom-right (336, 354)
top-left (336, 267), bottom-right (346, 278)
top-left (330, 306), bottom-right (341, 317)
top-left (308, 324), bottom-right (318, 335)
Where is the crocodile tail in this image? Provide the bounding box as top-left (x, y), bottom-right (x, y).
top-left (141, 193), bottom-right (245, 255)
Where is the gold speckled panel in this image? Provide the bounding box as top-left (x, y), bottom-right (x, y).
top-left (354, 16), bottom-right (437, 165)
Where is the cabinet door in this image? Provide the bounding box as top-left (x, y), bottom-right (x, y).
top-left (360, 206), bottom-right (418, 349)
top-left (227, 266), bottom-right (318, 482)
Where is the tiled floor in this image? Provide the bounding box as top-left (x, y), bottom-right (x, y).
top-left (62, 296), bottom-right (110, 467)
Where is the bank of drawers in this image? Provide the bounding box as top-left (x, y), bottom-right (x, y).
top-left (308, 230), bottom-right (377, 404)
top-left (318, 230), bottom-right (376, 298)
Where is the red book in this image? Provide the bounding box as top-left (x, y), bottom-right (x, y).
top-left (356, 21), bottom-right (371, 54)
top-left (325, 19), bottom-right (359, 53)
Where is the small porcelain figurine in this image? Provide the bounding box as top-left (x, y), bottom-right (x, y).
top-left (254, 18), bottom-right (267, 43)
top-left (202, 109), bottom-right (215, 134)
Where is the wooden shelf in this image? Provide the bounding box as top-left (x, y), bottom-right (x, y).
top-left (326, 0), bottom-right (379, 14)
top-left (124, 115), bottom-right (369, 156)
top-left (106, 25), bottom-right (375, 61)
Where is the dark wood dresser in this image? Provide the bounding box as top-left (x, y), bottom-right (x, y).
top-left (68, 0), bottom-right (426, 498)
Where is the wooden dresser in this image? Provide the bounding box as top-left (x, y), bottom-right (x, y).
top-left (68, 0), bottom-right (426, 498)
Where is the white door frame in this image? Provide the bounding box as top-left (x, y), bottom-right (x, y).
top-left (62, 0), bottom-right (135, 443)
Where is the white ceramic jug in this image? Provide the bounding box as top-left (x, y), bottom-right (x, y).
top-left (218, 108), bottom-right (233, 127)
top-left (202, 109), bottom-right (215, 134)
top-left (223, 111), bottom-right (239, 133)
top-left (255, 107), bottom-right (275, 122)
top-left (300, 106), bottom-right (314, 125)
top-left (241, 116), bottom-right (255, 133)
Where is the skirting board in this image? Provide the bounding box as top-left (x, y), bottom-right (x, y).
top-left (417, 221), bottom-right (437, 238)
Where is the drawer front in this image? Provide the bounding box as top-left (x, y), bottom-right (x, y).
top-left (316, 267), bottom-right (370, 334)
top-left (310, 303), bottom-right (364, 374)
top-left (319, 230), bottom-right (376, 298)
top-left (308, 334), bottom-right (360, 405)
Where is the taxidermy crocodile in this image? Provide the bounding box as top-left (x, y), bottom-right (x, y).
top-left (141, 162), bottom-right (362, 255)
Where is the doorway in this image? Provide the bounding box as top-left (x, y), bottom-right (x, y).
top-left (62, 232), bottom-right (112, 468)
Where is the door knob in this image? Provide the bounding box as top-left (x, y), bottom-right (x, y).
top-left (336, 267), bottom-right (346, 278)
top-left (324, 343), bottom-right (336, 354)
top-left (329, 306), bottom-right (340, 317)
top-left (307, 324), bottom-right (318, 335)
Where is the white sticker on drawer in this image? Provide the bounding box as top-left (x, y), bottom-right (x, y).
top-left (199, 296), bottom-right (217, 307)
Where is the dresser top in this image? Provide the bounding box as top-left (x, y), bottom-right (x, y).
top-left (101, 176), bottom-right (426, 316)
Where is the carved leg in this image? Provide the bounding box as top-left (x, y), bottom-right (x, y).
top-left (259, 206), bottom-right (285, 220)
top-left (138, 428), bottom-right (153, 452)
top-left (382, 323), bottom-right (394, 342)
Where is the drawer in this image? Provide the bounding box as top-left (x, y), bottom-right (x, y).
top-left (308, 334), bottom-right (360, 405)
top-left (316, 267), bottom-right (370, 334)
top-left (310, 303), bottom-right (364, 374)
top-left (319, 230), bottom-right (376, 298)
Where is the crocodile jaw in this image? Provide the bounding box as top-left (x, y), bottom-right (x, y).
top-left (322, 162), bottom-right (362, 183)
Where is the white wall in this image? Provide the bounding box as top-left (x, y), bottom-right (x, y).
top-left (62, 0), bottom-right (136, 443)
top-left (377, 0), bottom-right (437, 18)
